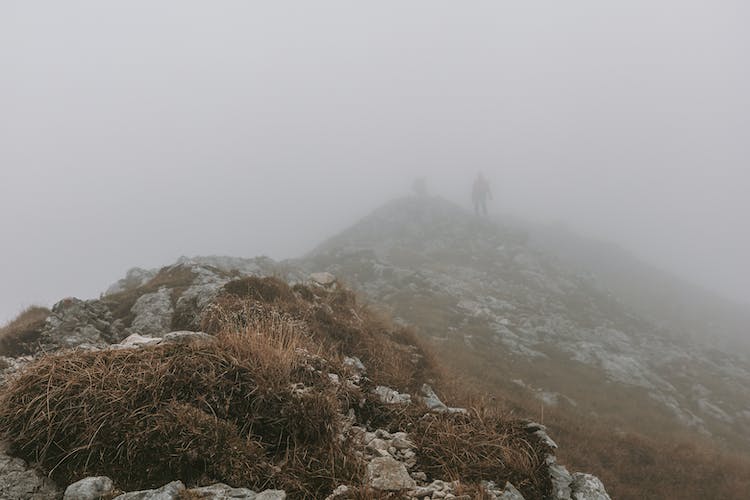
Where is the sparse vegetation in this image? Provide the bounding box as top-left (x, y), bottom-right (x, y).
top-left (433, 336), bottom-right (750, 500)
top-left (555, 420), bottom-right (750, 500)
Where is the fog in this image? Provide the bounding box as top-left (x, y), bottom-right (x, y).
top-left (2, 1), bottom-right (749, 323)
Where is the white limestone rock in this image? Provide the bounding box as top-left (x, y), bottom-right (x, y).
top-left (129, 287), bottom-right (173, 337)
top-left (113, 481), bottom-right (186, 500)
top-left (374, 386), bottom-right (412, 405)
top-left (571, 473), bottom-right (611, 500)
top-left (546, 455), bottom-right (573, 499)
top-left (343, 356), bottom-right (366, 374)
top-left (116, 333), bottom-right (161, 349)
top-left (105, 267), bottom-right (157, 296)
top-left (309, 272), bottom-right (337, 287)
top-left (64, 476), bottom-right (114, 500)
top-left (255, 491), bottom-right (286, 500)
top-left (366, 456), bottom-right (416, 491)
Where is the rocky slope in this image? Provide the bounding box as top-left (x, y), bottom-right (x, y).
top-left (1, 195), bottom-right (747, 498)
top-left (527, 220), bottom-right (750, 353)
top-left (0, 263), bottom-right (609, 499)
top-left (300, 196), bottom-right (750, 451)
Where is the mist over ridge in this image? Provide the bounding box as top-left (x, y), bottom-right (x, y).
top-left (2, 1), bottom-right (749, 325)
top-left (3, 3), bottom-right (750, 498)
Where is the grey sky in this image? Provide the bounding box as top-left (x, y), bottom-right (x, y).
top-left (1, 1), bottom-right (749, 322)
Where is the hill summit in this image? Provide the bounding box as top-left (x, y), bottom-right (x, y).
top-left (305, 196), bottom-right (750, 450)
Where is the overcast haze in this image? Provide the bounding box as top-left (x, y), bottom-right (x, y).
top-left (1, 1), bottom-right (749, 323)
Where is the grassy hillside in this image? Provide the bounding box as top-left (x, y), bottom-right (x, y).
top-left (433, 335), bottom-right (750, 500)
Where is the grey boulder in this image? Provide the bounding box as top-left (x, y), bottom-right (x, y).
top-left (499, 482), bottom-right (526, 500)
top-left (546, 455), bottom-right (573, 499)
top-left (254, 491), bottom-right (286, 500)
top-left (114, 481), bottom-right (186, 500)
top-left (185, 484), bottom-right (286, 500)
top-left (571, 473), bottom-right (611, 500)
top-left (189, 483), bottom-right (258, 499)
top-left (64, 476), bottom-right (114, 500)
top-left (309, 272), bottom-right (337, 287)
top-left (366, 456), bottom-right (416, 491)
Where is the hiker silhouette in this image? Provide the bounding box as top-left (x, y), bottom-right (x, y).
top-left (472, 173), bottom-right (492, 216)
top-left (412, 177), bottom-right (428, 196)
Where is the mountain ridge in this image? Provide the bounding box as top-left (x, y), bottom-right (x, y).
top-left (2, 195), bottom-right (748, 499)
top-left (300, 196), bottom-right (750, 449)
top-left (102, 196), bottom-right (750, 449)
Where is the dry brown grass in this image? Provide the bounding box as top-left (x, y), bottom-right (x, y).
top-left (0, 278), bottom-right (555, 499)
top-left (202, 276), bottom-right (439, 392)
top-left (407, 408), bottom-right (548, 498)
top-left (0, 306), bottom-right (50, 356)
top-left (550, 416), bottom-right (750, 500)
top-left (353, 396), bottom-right (550, 498)
top-left (430, 337), bottom-right (750, 500)
top-left (0, 318), bottom-right (361, 497)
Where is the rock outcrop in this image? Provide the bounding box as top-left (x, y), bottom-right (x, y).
top-left (41, 297), bottom-right (120, 348)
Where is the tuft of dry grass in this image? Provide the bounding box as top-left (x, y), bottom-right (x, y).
top-left (0, 306), bottom-right (50, 356)
top-left (359, 401), bottom-right (550, 499)
top-left (202, 276), bottom-right (439, 392)
top-left (0, 317), bottom-right (361, 497)
top-left (408, 409), bottom-right (548, 497)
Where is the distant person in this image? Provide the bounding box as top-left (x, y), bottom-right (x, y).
top-left (412, 177), bottom-right (428, 196)
top-left (472, 172), bottom-right (492, 216)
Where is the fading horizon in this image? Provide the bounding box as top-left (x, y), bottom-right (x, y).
top-left (2, 1), bottom-right (749, 322)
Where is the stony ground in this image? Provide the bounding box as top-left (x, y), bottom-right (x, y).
top-left (300, 197), bottom-right (750, 451)
top-left (0, 268), bottom-right (609, 499)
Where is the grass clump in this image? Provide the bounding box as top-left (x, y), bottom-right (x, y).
top-left (0, 317), bottom-right (360, 497)
top-left (0, 306), bottom-right (50, 356)
top-left (409, 409), bottom-right (548, 497)
top-left (359, 401), bottom-right (550, 499)
top-left (202, 276), bottom-right (438, 391)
